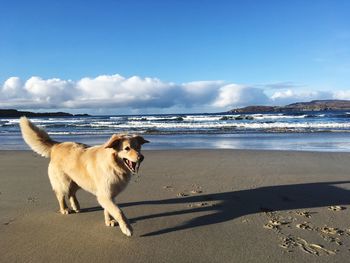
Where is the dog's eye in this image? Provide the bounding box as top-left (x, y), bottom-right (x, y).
top-left (124, 146), bottom-right (130, 151)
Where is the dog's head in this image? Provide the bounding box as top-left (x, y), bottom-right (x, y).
top-left (104, 134), bottom-right (149, 174)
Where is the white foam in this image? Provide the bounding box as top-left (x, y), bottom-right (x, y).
top-left (3, 113), bottom-right (350, 133)
top-left (48, 131), bottom-right (112, 135)
top-left (251, 114), bottom-right (307, 120)
top-left (102, 120), bottom-right (350, 130)
top-left (109, 116), bottom-right (126, 120)
top-left (183, 115), bottom-right (224, 122)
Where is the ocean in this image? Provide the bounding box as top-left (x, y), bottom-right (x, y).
top-left (1, 111), bottom-right (350, 152)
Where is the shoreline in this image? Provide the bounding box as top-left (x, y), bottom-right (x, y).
top-left (2, 132), bottom-right (350, 153)
top-left (0, 148), bottom-right (350, 155)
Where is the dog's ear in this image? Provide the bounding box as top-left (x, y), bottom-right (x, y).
top-left (104, 134), bottom-right (123, 148)
top-left (133, 135), bottom-right (150, 145)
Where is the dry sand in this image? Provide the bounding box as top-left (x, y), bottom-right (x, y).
top-left (1, 149), bottom-right (350, 262)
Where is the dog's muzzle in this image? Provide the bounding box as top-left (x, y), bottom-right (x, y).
top-left (123, 154), bottom-right (145, 174)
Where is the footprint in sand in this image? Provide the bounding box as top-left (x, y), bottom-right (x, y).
top-left (175, 184), bottom-right (204, 197)
top-left (3, 219), bottom-right (15, 226)
top-left (279, 235), bottom-right (337, 256)
top-left (190, 189), bottom-right (203, 194)
top-left (322, 235), bottom-right (343, 246)
top-left (264, 223), bottom-right (280, 230)
top-left (295, 211), bottom-right (315, 218)
top-left (328, 206), bottom-right (346, 211)
top-left (264, 218), bottom-right (290, 230)
top-left (263, 210), bottom-right (350, 256)
top-left (27, 196), bottom-right (38, 203)
top-left (320, 226), bottom-right (344, 236)
top-left (296, 222), bottom-right (314, 231)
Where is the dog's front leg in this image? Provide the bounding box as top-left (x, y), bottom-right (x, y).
top-left (97, 196), bottom-right (133, 236)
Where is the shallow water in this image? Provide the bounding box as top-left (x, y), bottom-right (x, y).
top-left (2, 111), bottom-right (350, 152)
top-left (2, 132), bottom-right (350, 152)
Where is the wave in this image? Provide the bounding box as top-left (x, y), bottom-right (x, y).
top-left (333, 113), bottom-right (350, 118)
top-left (125, 113), bottom-right (337, 122)
top-left (183, 115), bottom-right (223, 122)
top-left (2, 112), bottom-right (350, 135)
top-left (127, 116), bottom-right (185, 122)
top-left (63, 121), bottom-right (350, 130)
top-left (251, 114), bottom-right (307, 120)
top-left (48, 131), bottom-right (116, 135)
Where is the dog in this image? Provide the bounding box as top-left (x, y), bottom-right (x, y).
top-left (19, 117), bottom-right (149, 236)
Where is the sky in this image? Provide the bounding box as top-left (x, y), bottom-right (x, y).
top-left (0, 0), bottom-right (350, 114)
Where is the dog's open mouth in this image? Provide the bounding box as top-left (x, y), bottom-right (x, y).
top-left (123, 158), bottom-right (140, 173)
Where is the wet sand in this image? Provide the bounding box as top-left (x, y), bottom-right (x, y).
top-left (1, 150), bottom-right (350, 262)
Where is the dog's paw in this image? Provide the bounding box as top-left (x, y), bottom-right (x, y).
top-left (120, 223), bottom-right (133, 237)
top-left (73, 209), bottom-right (81, 213)
top-left (105, 219), bottom-right (117, 227)
top-left (60, 208), bottom-right (71, 215)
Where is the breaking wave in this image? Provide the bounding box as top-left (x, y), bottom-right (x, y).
top-left (2, 111), bottom-right (350, 135)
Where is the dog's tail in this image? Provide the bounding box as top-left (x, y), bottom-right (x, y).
top-left (19, 117), bottom-right (57, 158)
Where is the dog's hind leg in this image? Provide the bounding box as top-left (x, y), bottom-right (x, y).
top-left (69, 195), bottom-right (80, 213)
top-left (54, 191), bottom-right (70, 214)
top-left (48, 163), bottom-right (71, 215)
top-left (68, 181), bottom-right (81, 213)
top-left (97, 196), bottom-right (132, 236)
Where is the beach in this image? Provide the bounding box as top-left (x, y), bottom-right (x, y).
top-left (1, 149), bottom-right (350, 262)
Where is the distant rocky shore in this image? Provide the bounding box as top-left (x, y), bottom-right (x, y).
top-left (229, 100), bottom-right (350, 113)
top-left (0, 109), bottom-right (89, 118)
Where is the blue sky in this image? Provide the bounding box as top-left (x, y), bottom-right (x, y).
top-left (0, 0), bottom-right (350, 114)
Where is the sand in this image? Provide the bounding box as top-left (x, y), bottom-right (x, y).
top-left (1, 149), bottom-right (350, 262)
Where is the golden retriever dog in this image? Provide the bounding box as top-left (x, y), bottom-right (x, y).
top-left (19, 117), bottom-right (149, 237)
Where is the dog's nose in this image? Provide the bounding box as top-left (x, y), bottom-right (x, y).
top-left (138, 154), bottom-right (144, 162)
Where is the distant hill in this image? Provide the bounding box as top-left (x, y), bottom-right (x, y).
top-left (229, 100), bottom-right (350, 113)
top-left (0, 109), bottom-right (90, 118)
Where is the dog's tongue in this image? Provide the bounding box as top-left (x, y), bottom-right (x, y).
top-left (127, 160), bottom-right (137, 172)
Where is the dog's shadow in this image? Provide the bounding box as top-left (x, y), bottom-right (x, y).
top-left (81, 180), bottom-right (350, 237)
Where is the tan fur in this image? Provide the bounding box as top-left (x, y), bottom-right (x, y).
top-left (19, 117), bottom-right (56, 157)
top-left (19, 116), bottom-right (149, 236)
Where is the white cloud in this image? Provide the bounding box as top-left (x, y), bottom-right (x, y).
top-left (71, 74), bottom-right (178, 108)
top-left (213, 84), bottom-right (269, 108)
top-left (1, 74), bottom-right (269, 111)
top-left (333, 90), bottom-right (350, 100)
top-left (181, 81), bottom-right (224, 106)
top-left (2, 77), bottom-right (25, 99)
top-left (25, 77), bottom-right (74, 104)
top-left (0, 74), bottom-right (347, 112)
top-left (271, 89), bottom-right (333, 105)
